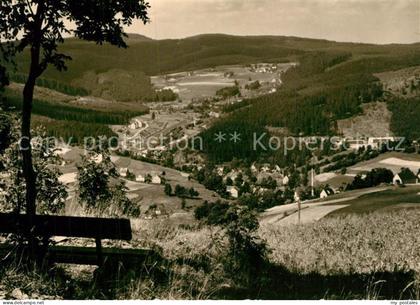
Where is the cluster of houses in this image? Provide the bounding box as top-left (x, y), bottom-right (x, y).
top-left (217, 163), bottom-right (292, 199)
top-left (118, 167), bottom-right (163, 185)
top-left (144, 204), bottom-right (169, 220)
top-left (219, 162), bottom-right (420, 202)
top-left (128, 119), bottom-right (144, 130)
top-left (345, 137), bottom-right (400, 150)
top-left (293, 136), bottom-right (401, 151)
top-left (248, 63), bottom-right (282, 74)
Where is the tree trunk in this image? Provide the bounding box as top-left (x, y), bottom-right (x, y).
top-left (22, 75), bottom-right (37, 218)
top-left (21, 60), bottom-right (38, 258)
top-left (21, 1), bottom-right (45, 258)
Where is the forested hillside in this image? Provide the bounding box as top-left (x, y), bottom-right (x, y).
top-left (197, 38), bottom-right (420, 162)
top-left (6, 34), bottom-right (420, 152)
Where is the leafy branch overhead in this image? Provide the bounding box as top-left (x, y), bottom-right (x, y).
top-left (0, 0), bottom-right (150, 73)
top-left (0, 0), bottom-right (150, 259)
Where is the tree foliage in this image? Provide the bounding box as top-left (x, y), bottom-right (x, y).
top-left (0, 119), bottom-right (67, 214)
top-left (0, 0), bottom-right (150, 227)
top-left (77, 144), bottom-right (139, 217)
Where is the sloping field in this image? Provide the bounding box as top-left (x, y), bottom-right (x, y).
top-left (337, 102), bottom-right (393, 138)
top-left (260, 187), bottom-right (388, 225)
top-left (349, 151), bottom-right (420, 174)
top-left (58, 148), bottom-right (220, 220)
top-left (326, 185), bottom-right (420, 216)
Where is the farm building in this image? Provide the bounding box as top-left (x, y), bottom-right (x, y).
top-left (226, 186), bottom-right (239, 199)
top-left (119, 168), bottom-right (128, 177)
top-left (151, 175), bottom-right (162, 185)
top-left (320, 187), bottom-right (335, 199)
top-left (393, 169), bottom-right (418, 185)
top-left (136, 174), bottom-right (146, 183)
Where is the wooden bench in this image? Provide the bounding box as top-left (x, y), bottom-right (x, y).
top-left (0, 213), bottom-right (155, 267)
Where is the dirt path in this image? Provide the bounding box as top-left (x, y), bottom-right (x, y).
top-left (271, 204), bottom-right (350, 226)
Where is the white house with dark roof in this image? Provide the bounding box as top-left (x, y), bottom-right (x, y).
top-left (119, 168), bottom-right (128, 177)
top-left (226, 186), bottom-right (239, 199)
top-left (320, 187), bottom-right (335, 199)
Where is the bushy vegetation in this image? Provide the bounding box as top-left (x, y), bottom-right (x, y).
top-left (245, 80), bottom-right (261, 90)
top-left (173, 184), bottom-right (199, 199)
top-left (194, 200), bottom-right (231, 225)
top-left (77, 146), bottom-right (140, 217)
top-left (146, 88), bottom-right (178, 102)
top-left (216, 86), bottom-right (240, 98)
top-left (0, 121), bottom-right (67, 215)
top-left (346, 168), bottom-right (394, 190)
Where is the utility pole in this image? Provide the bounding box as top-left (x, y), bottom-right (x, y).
top-left (298, 197), bottom-right (301, 224)
top-left (294, 190), bottom-right (301, 225)
top-left (311, 168), bottom-right (315, 198)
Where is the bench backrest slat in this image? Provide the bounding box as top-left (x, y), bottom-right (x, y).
top-left (0, 213), bottom-right (132, 241)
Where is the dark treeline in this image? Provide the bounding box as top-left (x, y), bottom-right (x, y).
top-left (32, 117), bottom-right (117, 145)
top-left (199, 118), bottom-right (270, 163)
top-left (387, 97), bottom-right (420, 141)
top-left (3, 91), bottom-right (146, 125)
top-left (9, 72), bottom-right (89, 96)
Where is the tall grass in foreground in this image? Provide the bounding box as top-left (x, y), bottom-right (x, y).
top-left (260, 210), bottom-right (420, 276)
top-left (1, 210), bottom-right (419, 299)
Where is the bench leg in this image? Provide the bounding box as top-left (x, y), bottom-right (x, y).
top-left (95, 238), bottom-right (103, 267)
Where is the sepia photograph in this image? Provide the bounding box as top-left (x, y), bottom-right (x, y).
top-left (0, 0), bottom-right (420, 302)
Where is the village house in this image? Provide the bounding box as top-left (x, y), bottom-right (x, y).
top-left (209, 111), bottom-right (221, 118)
top-left (226, 186), bottom-right (239, 199)
top-left (282, 175), bottom-right (290, 186)
top-left (346, 139), bottom-right (369, 150)
top-left (393, 170), bottom-right (417, 185)
top-left (261, 164), bottom-right (271, 173)
top-left (367, 137), bottom-right (396, 149)
top-left (151, 175), bottom-right (162, 185)
top-left (119, 168), bottom-right (128, 177)
top-left (224, 170), bottom-right (240, 182)
top-left (216, 166), bottom-right (225, 176)
top-left (136, 174), bottom-right (146, 183)
top-left (320, 187), bottom-right (335, 199)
